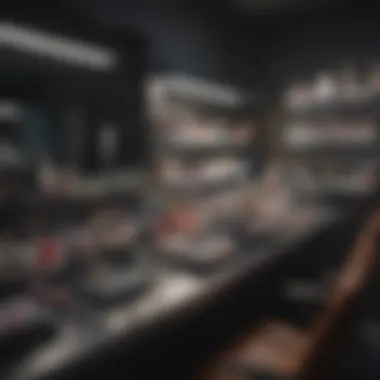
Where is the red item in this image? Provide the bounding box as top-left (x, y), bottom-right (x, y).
top-left (176, 210), bottom-right (199, 235)
top-left (38, 237), bottom-right (61, 270)
top-left (156, 215), bottom-right (172, 236)
top-left (157, 208), bottom-right (199, 235)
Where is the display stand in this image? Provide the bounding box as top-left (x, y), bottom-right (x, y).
top-left (281, 73), bottom-right (380, 204)
top-left (0, 16), bottom-right (151, 374)
top-left (147, 73), bottom-right (260, 272)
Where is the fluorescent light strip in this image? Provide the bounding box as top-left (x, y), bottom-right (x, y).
top-left (0, 22), bottom-right (118, 72)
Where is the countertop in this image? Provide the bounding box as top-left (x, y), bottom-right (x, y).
top-left (8, 204), bottom-right (346, 380)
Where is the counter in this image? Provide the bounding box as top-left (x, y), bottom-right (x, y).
top-left (5, 203), bottom-right (368, 380)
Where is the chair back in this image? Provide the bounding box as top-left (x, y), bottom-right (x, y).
top-left (298, 211), bottom-right (380, 380)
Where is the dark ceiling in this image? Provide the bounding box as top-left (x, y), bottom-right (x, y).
top-left (5, 0), bottom-right (380, 29)
top-left (233, 0), bottom-right (342, 13)
top-left (3, 0), bottom-right (380, 91)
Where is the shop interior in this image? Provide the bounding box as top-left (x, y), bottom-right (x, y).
top-left (1, 1), bottom-right (380, 379)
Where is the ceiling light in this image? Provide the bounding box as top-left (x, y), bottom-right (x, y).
top-left (0, 22), bottom-right (119, 72)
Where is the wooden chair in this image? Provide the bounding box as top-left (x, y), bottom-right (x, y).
top-left (200, 211), bottom-right (380, 380)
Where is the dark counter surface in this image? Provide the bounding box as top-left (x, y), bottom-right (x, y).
top-left (5, 203), bottom-right (364, 380)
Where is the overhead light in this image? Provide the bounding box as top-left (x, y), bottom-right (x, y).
top-left (0, 22), bottom-right (119, 72)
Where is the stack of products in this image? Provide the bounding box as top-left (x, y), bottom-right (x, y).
top-left (281, 67), bottom-right (380, 199)
top-left (149, 75), bottom-right (259, 270)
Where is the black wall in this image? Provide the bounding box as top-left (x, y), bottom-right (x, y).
top-left (95, 0), bottom-right (262, 90)
top-left (5, 0), bottom-right (264, 89)
top-left (2, 1), bottom-right (265, 169)
top-left (1, 3), bottom-right (148, 168)
top-left (259, 10), bottom-right (380, 93)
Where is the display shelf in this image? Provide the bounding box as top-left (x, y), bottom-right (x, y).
top-left (0, 16), bottom-right (152, 380)
top-left (147, 74), bottom-right (260, 271)
top-left (284, 143), bottom-right (380, 158)
top-left (283, 122), bottom-right (378, 147)
top-left (283, 68), bottom-right (380, 118)
top-left (0, 163), bottom-right (150, 302)
top-left (163, 177), bottom-right (251, 198)
top-left (162, 141), bottom-right (251, 158)
top-left (286, 93), bottom-right (379, 119)
top-left (282, 71), bottom-right (380, 199)
top-left (0, 169), bottom-right (147, 214)
top-left (148, 73), bottom-right (246, 115)
top-left (0, 93), bottom-right (149, 309)
top-left (165, 93), bottom-right (241, 117)
top-left (286, 157), bottom-right (379, 199)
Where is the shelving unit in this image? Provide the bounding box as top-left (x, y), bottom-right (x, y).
top-left (0, 20), bottom-right (152, 324)
top-left (147, 74), bottom-right (261, 271)
top-left (281, 72), bottom-right (380, 201)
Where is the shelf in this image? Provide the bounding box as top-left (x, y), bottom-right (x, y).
top-left (20, 192), bottom-right (142, 212)
top-left (149, 74), bottom-right (260, 277)
top-left (150, 74), bottom-right (245, 110)
top-left (167, 93), bottom-right (241, 116)
top-left (298, 184), bottom-right (376, 195)
top-left (284, 127), bottom-right (378, 147)
top-left (163, 175), bottom-right (250, 197)
top-left (288, 94), bottom-right (380, 119)
top-left (284, 143), bottom-right (380, 158)
top-left (151, 80), bottom-right (257, 193)
top-left (0, 171), bottom-right (148, 214)
top-left (161, 141), bottom-right (252, 159)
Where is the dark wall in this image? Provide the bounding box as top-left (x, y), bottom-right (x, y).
top-left (5, 0), bottom-right (263, 89)
top-left (96, 0), bottom-right (262, 90)
top-left (2, 3), bottom-right (148, 168)
top-left (2, 0), bottom-right (264, 169)
top-left (260, 11), bottom-right (380, 93)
